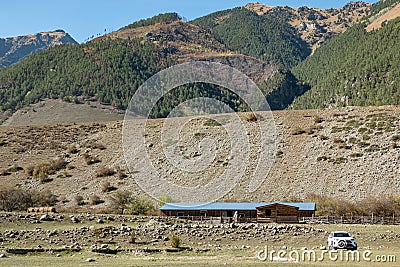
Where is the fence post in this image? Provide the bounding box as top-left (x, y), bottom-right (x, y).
top-left (393, 214), bottom-right (395, 225)
top-left (371, 213), bottom-right (374, 224)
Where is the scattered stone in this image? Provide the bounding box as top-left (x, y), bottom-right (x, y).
top-left (86, 258), bottom-right (95, 262)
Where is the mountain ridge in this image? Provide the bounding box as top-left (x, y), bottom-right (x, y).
top-left (0, 30), bottom-right (77, 68)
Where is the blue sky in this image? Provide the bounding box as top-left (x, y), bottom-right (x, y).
top-left (2, 0), bottom-right (378, 43)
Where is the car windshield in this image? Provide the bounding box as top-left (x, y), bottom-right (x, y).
top-left (334, 232), bottom-right (351, 237)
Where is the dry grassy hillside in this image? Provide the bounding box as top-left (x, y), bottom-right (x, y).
top-left (366, 2), bottom-right (400, 31)
top-left (1, 106), bottom-right (399, 211)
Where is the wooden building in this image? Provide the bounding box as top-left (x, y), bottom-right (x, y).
top-left (159, 202), bottom-right (316, 223)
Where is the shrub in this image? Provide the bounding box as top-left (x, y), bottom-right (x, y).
top-left (96, 167), bottom-right (115, 177)
top-left (169, 234), bottom-right (181, 248)
top-left (84, 140), bottom-right (106, 150)
top-left (320, 135), bottom-right (329, 141)
top-left (333, 138), bottom-right (345, 144)
top-left (0, 188), bottom-right (57, 212)
top-left (350, 152), bottom-right (363, 158)
top-left (89, 195), bottom-right (104, 205)
top-left (158, 195), bottom-right (174, 207)
top-left (203, 119), bottom-right (222, 127)
top-left (74, 195), bottom-right (85, 206)
top-left (127, 197), bottom-right (154, 215)
top-left (7, 165), bottom-right (23, 172)
top-left (193, 132), bottom-right (206, 139)
top-left (292, 127), bottom-right (306, 135)
top-left (314, 116), bottom-right (324, 123)
top-left (0, 169), bottom-right (11, 176)
top-left (391, 135), bottom-right (400, 142)
top-left (331, 126), bottom-right (343, 133)
top-left (101, 181), bottom-right (117, 193)
top-left (391, 142), bottom-right (400, 149)
top-left (348, 137), bottom-right (358, 144)
top-left (108, 190), bottom-right (133, 214)
top-left (243, 112), bottom-right (258, 122)
top-left (117, 169), bottom-right (128, 179)
top-left (27, 158), bottom-right (67, 180)
top-left (317, 156), bottom-right (328, 161)
top-left (346, 120), bottom-right (362, 128)
top-left (127, 235), bottom-right (136, 244)
top-left (83, 153), bottom-right (101, 165)
top-left (40, 176), bottom-right (54, 183)
top-left (67, 145), bottom-right (79, 154)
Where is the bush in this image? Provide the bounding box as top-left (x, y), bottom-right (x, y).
top-left (203, 119), bottom-right (222, 127)
top-left (169, 234), bottom-right (181, 248)
top-left (84, 140), bottom-right (106, 150)
top-left (305, 193), bottom-right (400, 216)
top-left (292, 127), bottom-right (306, 135)
top-left (83, 153), bottom-right (101, 165)
top-left (89, 195), bottom-right (104, 205)
top-left (67, 145), bottom-right (79, 154)
top-left (0, 188), bottom-right (57, 212)
top-left (391, 135), bottom-right (400, 142)
top-left (26, 158), bottom-right (67, 181)
top-left (117, 169), bottom-right (128, 179)
top-left (314, 116), bottom-right (324, 123)
top-left (101, 181), bottom-right (117, 193)
top-left (320, 135), bottom-right (329, 141)
top-left (127, 197), bottom-right (154, 215)
top-left (74, 195), bottom-right (85, 206)
top-left (243, 112), bottom-right (258, 122)
top-left (96, 167), bottom-right (115, 177)
top-left (108, 190), bottom-right (133, 214)
top-left (158, 195), bottom-right (174, 207)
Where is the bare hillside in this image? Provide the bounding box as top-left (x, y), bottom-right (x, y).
top-left (1, 106), bottom-right (399, 210)
top-left (366, 2), bottom-right (400, 31)
top-left (0, 30), bottom-right (77, 68)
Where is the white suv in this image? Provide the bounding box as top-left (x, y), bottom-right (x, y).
top-left (328, 231), bottom-right (357, 250)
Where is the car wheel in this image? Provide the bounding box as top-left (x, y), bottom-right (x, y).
top-left (338, 240), bottom-right (346, 249)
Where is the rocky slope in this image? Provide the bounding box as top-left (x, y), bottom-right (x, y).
top-left (245, 1), bottom-right (371, 52)
top-left (0, 30), bottom-right (77, 68)
top-left (1, 106), bottom-right (399, 209)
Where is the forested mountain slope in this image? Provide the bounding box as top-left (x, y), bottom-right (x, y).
top-left (0, 13), bottom-right (305, 121)
top-left (291, 1), bottom-right (400, 109)
top-left (191, 2), bottom-right (370, 67)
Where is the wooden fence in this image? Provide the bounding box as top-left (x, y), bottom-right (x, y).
top-left (176, 215), bottom-right (400, 225)
top-left (301, 215), bottom-right (400, 225)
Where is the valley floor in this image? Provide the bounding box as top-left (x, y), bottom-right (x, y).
top-left (0, 213), bottom-right (399, 266)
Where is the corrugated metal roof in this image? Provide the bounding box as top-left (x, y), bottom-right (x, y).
top-left (159, 202), bottom-right (316, 211)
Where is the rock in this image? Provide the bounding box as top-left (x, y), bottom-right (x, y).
top-left (70, 217), bottom-right (79, 223)
top-left (97, 219), bottom-right (104, 224)
top-left (56, 254), bottom-right (61, 257)
top-left (0, 254), bottom-right (6, 258)
top-left (40, 214), bottom-right (51, 221)
top-left (86, 258), bottom-right (95, 262)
